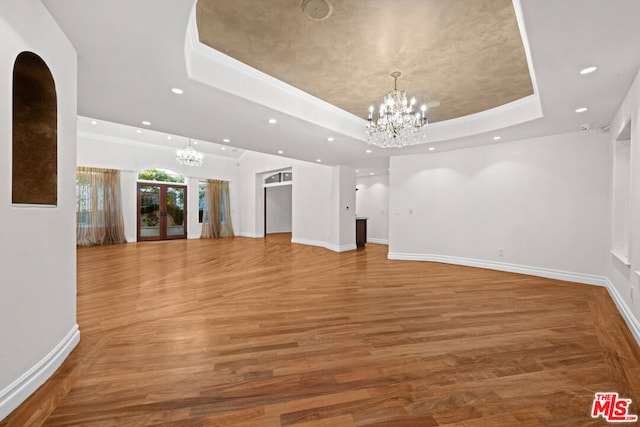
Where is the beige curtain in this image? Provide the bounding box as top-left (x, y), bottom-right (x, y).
top-left (201, 179), bottom-right (234, 238)
top-left (76, 167), bottom-right (127, 246)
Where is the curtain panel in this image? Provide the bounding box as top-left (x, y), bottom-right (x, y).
top-left (201, 179), bottom-right (234, 239)
top-left (76, 167), bottom-right (127, 246)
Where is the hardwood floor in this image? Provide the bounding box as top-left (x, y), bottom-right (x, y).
top-left (3, 233), bottom-right (640, 426)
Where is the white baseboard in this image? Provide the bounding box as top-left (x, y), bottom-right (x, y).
top-left (236, 232), bottom-right (262, 238)
top-left (604, 279), bottom-right (640, 346)
top-left (266, 228), bottom-right (293, 234)
top-left (368, 238), bottom-right (389, 245)
top-left (0, 324), bottom-right (80, 421)
top-left (386, 252), bottom-right (640, 345)
top-left (387, 252), bottom-right (609, 287)
top-left (291, 237), bottom-right (356, 253)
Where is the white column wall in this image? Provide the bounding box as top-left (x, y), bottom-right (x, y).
top-left (0, 0), bottom-right (78, 419)
top-left (77, 135), bottom-right (239, 241)
top-left (335, 165), bottom-right (356, 249)
top-left (356, 174), bottom-right (389, 244)
top-left (237, 150), bottom-right (355, 251)
top-left (389, 131), bottom-right (611, 282)
top-left (608, 67), bottom-right (640, 343)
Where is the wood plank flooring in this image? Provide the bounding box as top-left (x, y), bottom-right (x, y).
top-left (3, 233), bottom-right (640, 426)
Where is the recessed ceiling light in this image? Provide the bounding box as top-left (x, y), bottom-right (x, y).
top-left (221, 147), bottom-right (226, 151)
top-left (90, 120), bottom-right (97, 125)
top-left (167, 136), bottom-right (172, 140)
top-left (316, 159), bottom-right (322, 162)
top-left (136, 130), bottom-right (142, 134)
top-left (356, 169), bottom-right (359, 173)
top-left (575, 107), bottom-right (588, 113)
top-left (580, 66), bottom-right (597, 75)
top-left (223, 138), bottom-right (230, 143)
top-left (171, 88), bottom-right (184, 94)
top-left (268, 119), bottom-right (277, 124)
top-left (193, 140), bottom-right (198, 145)
top-left (365, 149), bottom-right (372, 154)
top-left (277, 150), bottom-right (284, 154)
top-left (428, 147), bottom-right (435, 151)
top-left (142, 121), bottom-right (151, 126)
top-left (370, 172), bottom-right (374, 176)
top-left (493, 136), bottom-right (502, 141)
top-left (327, 137), bottom-right (334, 142)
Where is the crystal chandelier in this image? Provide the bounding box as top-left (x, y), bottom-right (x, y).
top-left (366, 71), bottom-right (428, 148)
top-left (176, 139), bottom-right (203, 166)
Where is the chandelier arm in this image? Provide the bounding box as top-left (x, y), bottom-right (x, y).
top-left (366, 71), bottom-right (430, 148)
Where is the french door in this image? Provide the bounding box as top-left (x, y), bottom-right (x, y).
top-left (137, 183), bottom-right (187, 241)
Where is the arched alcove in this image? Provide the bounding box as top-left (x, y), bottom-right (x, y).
top-left (12, 51), bottom-right (58, 205)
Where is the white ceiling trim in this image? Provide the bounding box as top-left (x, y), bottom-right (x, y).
top-left (512, 0), bottom-right (540, 98)
top-left (423, 94), bottom-right (542, 143)
top-left (78, 130), bottom-right (241, 163)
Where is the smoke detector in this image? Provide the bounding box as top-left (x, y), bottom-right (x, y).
top-left (302, 0), bottom-right (332, 21)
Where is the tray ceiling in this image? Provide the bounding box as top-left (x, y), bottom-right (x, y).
top-left (196, 0), bottom-right (534, 123)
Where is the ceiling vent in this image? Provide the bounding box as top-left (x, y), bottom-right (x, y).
top-left (302, 0), bottom-right (332, 21)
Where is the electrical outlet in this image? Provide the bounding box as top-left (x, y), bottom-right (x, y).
top-left (498, 249), bottom-right (504, 257)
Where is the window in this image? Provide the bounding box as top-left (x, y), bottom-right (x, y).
top-left (264, 171), bottom-right (293, 185)
top-left (12, 51), bottom-right (57, 205)
top-left (76, 174), bottom-right (104, 226)
top-left (199, 181), bottom-right (206, 223)
top-left (138, 168), bottom-right (184, 183)
top-left (76, 167), bottom-right (127, 246)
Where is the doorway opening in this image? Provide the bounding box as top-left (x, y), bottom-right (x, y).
top-left (263, 170), bottom-right (292, 238)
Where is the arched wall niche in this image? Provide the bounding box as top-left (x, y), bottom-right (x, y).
top-left (12, 51), bottom-right (58, 205)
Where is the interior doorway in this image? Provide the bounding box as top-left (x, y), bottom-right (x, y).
top-left (137, 182), bottom-right (187, 241)
top-left (263, 170), bottom-right (292, 237)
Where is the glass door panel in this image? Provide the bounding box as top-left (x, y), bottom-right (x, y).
top-left (137, 183), bottom-right (187, 241)
top-left (166, 186), bottom-right (186, 238)
top-left (139, 184), bottom-right (161, 240)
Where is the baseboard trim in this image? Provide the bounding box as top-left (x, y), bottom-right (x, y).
top-left (604, 279), bottom-right (640, 346)
top-left (368, 238), bottom-right (389, 245)
top-left (291, 237), bottom-right (356, 253)
top-left (0, 324), bottom-right (80, 421)
top-left (236, 232), bottom-right (263, 238)
top-left (387, 252), bottom-right (609, 287)
top-left (266, 228), bottom-right (293, 234)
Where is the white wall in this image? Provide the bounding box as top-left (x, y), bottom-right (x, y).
top-left (607, 67), bottom-right (640, 343)
top-left (77, 135), bottom-right (240, 241)
top-left (356, 174), bottom-right (389, 244)
top-left (266, 184), bottom-right (292, 234)
top-left (389, 131), bottom-right (611, 283)
top-left (0, 0), bottom-right (79, 419)
top-left (333, 165), bottom-right (356, 248)
top-left (237, 150), bottom-right (356, 251)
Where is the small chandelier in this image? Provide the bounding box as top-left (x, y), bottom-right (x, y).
top-left (176, 139), bottom-right (203, 166)
top-left (366, 71), bottom-right (428, 148)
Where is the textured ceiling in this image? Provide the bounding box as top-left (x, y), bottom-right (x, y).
top-left (196, 0), bottom-right (534, 123)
